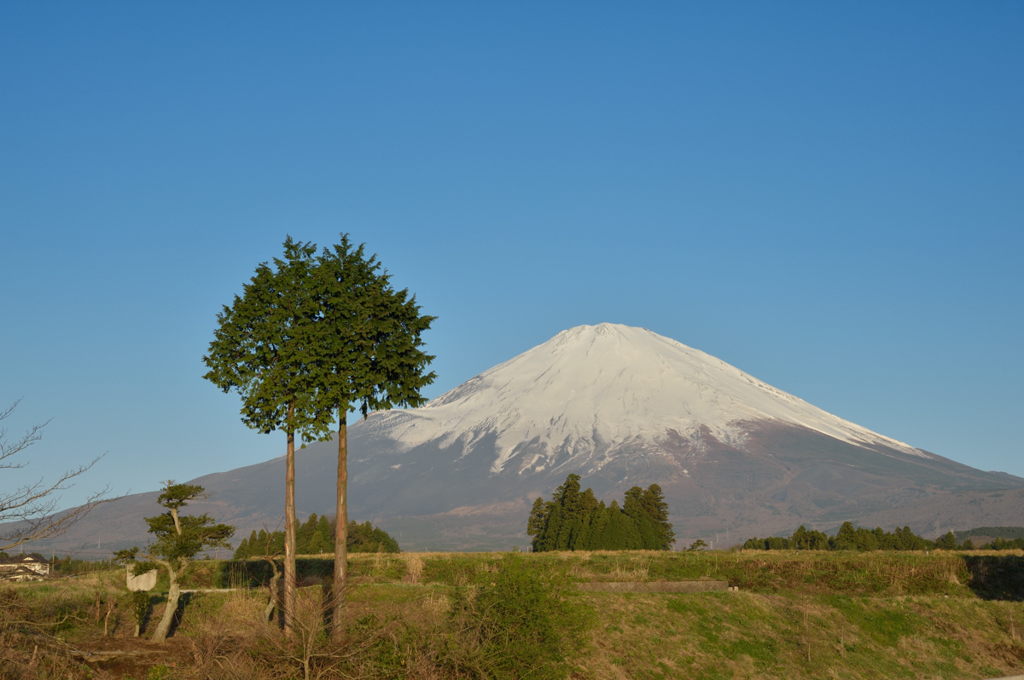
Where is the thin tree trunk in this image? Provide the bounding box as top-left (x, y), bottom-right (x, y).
top-left (332, 417), bottom-right (348, 637)
top-left (152, 562), bottom-right (179, 643)
top-left (263, 556), bottom-right (281, 623)
top-left (284, 415), bottom-right (297, 636)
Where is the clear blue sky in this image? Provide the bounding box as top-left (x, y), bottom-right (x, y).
top-left (2, 3), bottom-right (1021, 509)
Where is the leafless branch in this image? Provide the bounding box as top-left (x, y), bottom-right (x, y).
top-left (0, 400), bottom-right (50, 470)
top-left (0, 401), bottom-right (120, 552)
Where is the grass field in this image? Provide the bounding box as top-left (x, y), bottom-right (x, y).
top-left (2, 550), bottom-right (1022, 679)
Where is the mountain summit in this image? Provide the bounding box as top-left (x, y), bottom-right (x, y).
top-left (361, 323), bottom-right (924, 479)
top-left (23, 324), bottom-right (1024, 555)
top-left (341, 323), bottom-right (1021, 546)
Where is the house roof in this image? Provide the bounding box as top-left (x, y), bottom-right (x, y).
top-left (0, 565), bottom-right (44, 579)
top-left (0, 553), bottom-right (49, 565)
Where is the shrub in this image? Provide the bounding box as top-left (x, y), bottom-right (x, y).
top-left (444, 555), bottom-right (593, 679)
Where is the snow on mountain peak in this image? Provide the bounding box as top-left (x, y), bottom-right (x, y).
top-left (361, 323), bottom-right (924, 473)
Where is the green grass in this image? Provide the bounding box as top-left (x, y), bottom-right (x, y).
top-left (4, 550), bottom-right (1024, 679)
top-left (180, 549), bottom-right (1021, 601)
top-left (583, 590), bottom-right (1024, 679)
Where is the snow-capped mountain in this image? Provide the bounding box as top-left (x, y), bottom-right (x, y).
top-left (338, 323), bottom-right (1021, 546)
top-left (24, 323), bottom-right (1024, 555)
top-left (358, 323), bottom-right (925, 478)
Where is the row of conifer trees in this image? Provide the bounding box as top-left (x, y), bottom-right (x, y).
top-left (743, 522), bottom-right (971, 552)
top-left (527, 474), bottom-right (675, 551)
top-left (233, 513), bottom-right (400, 559)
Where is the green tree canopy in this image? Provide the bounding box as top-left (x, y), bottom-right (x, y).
top-left (203, 237), bottom-right (334, 440)
top-left (742, 523), bottom-right (942, 552)
top-left (313, 235), bottom-right (436, 419)
top-left (203, 237), bottom-right (332, 635)
top-left (233, 517), bottom-right (400, 559)
top-left (528, 474), bottom-right (675, 552)
top-left (204, 234), bottom-right (434, 635)
top-left (311, 235), bottom-right (434, 632)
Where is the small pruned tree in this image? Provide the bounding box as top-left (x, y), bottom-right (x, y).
top-left (1, 400), bottom-right (115, 551)
top-left (117, 482), bottom-right (234, 642)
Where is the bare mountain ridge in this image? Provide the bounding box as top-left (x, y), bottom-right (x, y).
top-left (18, 323), bottom-right (1024, 555)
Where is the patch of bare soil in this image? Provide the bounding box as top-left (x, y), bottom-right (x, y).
top-left (71, 637), bottom-right (191, 679)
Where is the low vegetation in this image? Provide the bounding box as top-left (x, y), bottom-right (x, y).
top-left (955, 527), bottom-right (1024, 544)
top-left (232, 516), bottom-right (399, 559)
top-left (2, 549), bottom-right (1023, 679)
top-left (951, 527), bottom-right (1024, 551)
top-left (743, 522), bottom-right (954, 552)
top-left (746, 523), bottom-right (1024, 552)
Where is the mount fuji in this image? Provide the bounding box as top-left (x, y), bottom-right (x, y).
top-left (359, 322), bottom-right (926, 478)
top-left (24, 323), bottom-right (1024, 554)
top-left (337, 323), bottom-right (1023, 546)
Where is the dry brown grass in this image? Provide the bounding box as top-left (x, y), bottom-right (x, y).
top-left (403, 554), bottom-right (424, 583)
top-left (5, 551), bottom-right (1024, 679)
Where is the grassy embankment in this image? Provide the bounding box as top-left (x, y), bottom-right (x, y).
top-left (2, 550), bottom-right (1023, 679)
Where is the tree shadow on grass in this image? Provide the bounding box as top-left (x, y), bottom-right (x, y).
top-left (166, 591), bottom-right (193, 638)
top-left (215, 557), bottom-right (334, 589)
top-left (961, 555), bottom-right (1024, 600)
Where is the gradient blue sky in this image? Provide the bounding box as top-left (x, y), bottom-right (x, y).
top-left (2, 3), bottom-right (1022, 510)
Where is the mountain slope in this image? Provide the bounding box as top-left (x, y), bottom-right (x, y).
top-left (18, 323), bottom-right (1024, 555)
top-left (359, 323), bottom-right (925, 476)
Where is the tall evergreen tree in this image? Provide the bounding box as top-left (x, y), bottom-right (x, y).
top-left (641, 484), bottom-right (675, 549)
top-left (555, 474), bottom-right (583, 516)
top-left (587, 502), bottom-right (611, 550)
top-left (203, 238), bottom-right (333, 634)
top-left (599, 501), bottom-right (643, 550)
top-left (312, 235), bottom-right (435, 634)
top-left (527, 497), bottom-right (549, 552)
top-left (296, 513), bottom-right (318, 552)
top-left (347, 520), bottom-right (401, 553)
top-left (623, 486), bottom-right (661, 549)
top-left (541, 505), bottom-right (564, 552)
top-left (311, 515), bottom-right (332, 554)
top-left (204, 235), bottom-right (434, 634)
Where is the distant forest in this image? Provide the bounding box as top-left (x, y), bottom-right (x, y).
top-left (233, 514), bottom-right (400, 558)
top-left (528, 474), bottom-right (675, 551)
top-left (954, 526), bottom-right (1024, 547)
top-left (744, 522), bottom-right (1024, 552)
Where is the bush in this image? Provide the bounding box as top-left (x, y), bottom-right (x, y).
top-left (444, 555), bottom-right (593, 679)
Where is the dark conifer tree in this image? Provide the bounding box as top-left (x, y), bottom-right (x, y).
top-left (296, 513), bottom-right (318, 553)
top-left (600, 502), bottom-right (643, 550)
top-left (588, 502), bottom-right (610, 550)
top-left (528, 474), bottom-right (675, 552)
top-left (552, 474), bottom-right (586, 551)
top-left (203, 238), bottom-right (328, 634)
top-left (542, 505), bottom-right (564, 552)
top-left (641, 484), bottom-right (675, 549)
top-left (527, 497), bottom-right (550, 552)
top-left (623, 486), bottom-right (657, 549)
top-left (204, 235), bottom-right (433, 635)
